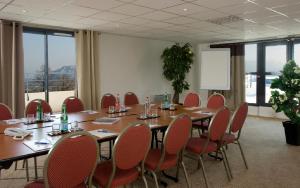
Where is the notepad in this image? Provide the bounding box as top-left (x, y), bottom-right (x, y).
top-left (81, 110), bottom-right (98, 114)
top-left (89, 129), bottom-right (118, 138)
top-left (23, 139), bottom-right (53, 152)
top-left (93, 117), bottom-right (120, 125)
top-left (148, 124), bottom-right (161, 128)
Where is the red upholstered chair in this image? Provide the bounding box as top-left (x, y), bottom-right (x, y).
top-left (0, 103), bottom-right (13, 120)
top-left (25, 99), bottom-right (52, 116)
top-left (193, 93), bottom-right (225, 134)
top-left (183, 92), bottom-right (200, 107)
top-left (145, 114), bottom-right (192, 188)
top-left (25, 131), bottom-right (99, 188)
top-left (223, 102), bottom-right (248, 170)
top-left (124, 92), bottom-right (139, 106)
top-left (93, 124), bottom-right (151, 188)
top-left (63, 96), bottom-right (84, 113)
top-left (101, 93), bottom-right (116, 109)
top-left (207, 93), bottom-right (225, 109)
top-left (186, 107), bottom-right (231, 188)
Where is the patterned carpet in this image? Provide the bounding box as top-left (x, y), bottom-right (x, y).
top-left (1, 116), bottom-right (300, 188)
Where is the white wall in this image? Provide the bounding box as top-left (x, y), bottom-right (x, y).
top-left (98, 34), bottom-right (196, 105)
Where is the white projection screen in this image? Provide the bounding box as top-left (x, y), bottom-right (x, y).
top-left (199, 49), bottom-right (231, 90)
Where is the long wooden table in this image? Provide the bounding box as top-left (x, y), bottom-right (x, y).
top-left (0, 104), bottom-right (215, 165)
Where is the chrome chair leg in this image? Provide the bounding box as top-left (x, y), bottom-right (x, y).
top-left (142, 174), bottom-right (149, 188)
top-left (237, 141), bottom-right (248, 169)
top-left (199, 156), bottom-right (209, 188)
top-left (222, 147), bottom-right (233, 179)
top-left (220, 149), bottom-right (231, 181)
top-left (181, 161), bottom-right (191, 188)
top-left (150, 170), bottom-right (159, 188)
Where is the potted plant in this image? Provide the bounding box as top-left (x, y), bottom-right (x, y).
top-left (269, 60), bottom-right (300, 145)
top-left (161, 43), bottom-right (194, 104)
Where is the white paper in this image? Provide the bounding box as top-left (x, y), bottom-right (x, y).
top-left (23, 139), bottom-right (53, 152)
top-left (3, 119), bottom-right (23, 125)
top-left (89, 129), bottom-right (118, 138)
top-left (149, 124), bottom-right (161, 128)
top-left (93, 117), bottom-right (120, 125)
top-left (184, 107), bottom-right (200, 111)
top-left (193, 111), bottom-right (213, 115)
top-left (81, 110), bottom-right (98, 114)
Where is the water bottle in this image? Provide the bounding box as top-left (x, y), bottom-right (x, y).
top-left (60, 104), bottom-right (68, 132)
top-left (163, 92), bottom-right (169, 109)
top-left (36, 100), bottom-right (43, 121)
top-left (115, 93), bottom-right (120, 112)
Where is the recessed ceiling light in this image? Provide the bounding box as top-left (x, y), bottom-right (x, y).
top-left (22, 9), bottom-right (27, 13)
top-left (183, 8), bottom-right (188, 12)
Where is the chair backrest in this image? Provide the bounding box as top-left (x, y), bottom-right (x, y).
top-left (25, 99), bottom-right (52, 116)
top-left (230, 102), bottom-right (248, 133)
top-left (0, 103), bottom-right (13, 120)
top-left (101, 93), bottom-right (116, 109)
top-left (124, 92), bottom-right (139, 105)
top-left (164, 114), bottom-right (192, 155)
top-left (207, 93), bottom-right (225, 109)
top-left (63, 96), bottom-right (84, 113)
top-left (113, 124), bottom-right (151, 170)
top-left (183, 92), bottom-right (200, 107)
top-left (208, 107), bottom-right (230, 142)
top-left (44, 131), bottom-right (99, 188)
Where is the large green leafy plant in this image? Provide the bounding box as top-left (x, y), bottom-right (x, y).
top-left (269, 60), bottom-right (300, 124)
top-left (161, 43), bottom-right (194, 103)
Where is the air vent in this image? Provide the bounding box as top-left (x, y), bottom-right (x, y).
top-left (206, 15), bottom-right (243, 25)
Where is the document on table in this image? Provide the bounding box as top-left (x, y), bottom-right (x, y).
top-left (93, 117), bottom-right (120, 125)
top-left (23, 139), bottom-right (53, 152)
top-left (89, 129), bottom-right (118, 138)
top-left (184, 107), bottom-right (200, 111)
top-left (81, 110), bottom-right (98, 114)
top-left (193, 111), bottom-right (213, 115)
top-left (148, 124), bottom-right (161, 128)
top-left (3, 119), bottom-right (24, 125)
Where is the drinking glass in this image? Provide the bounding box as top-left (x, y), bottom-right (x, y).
top-left (151, 108), bottom-right (158, 118)
top-left (26, 114), bottom-right (35, 124)
top-left (108, 106), bottom-right (115, 113)
top-left (71, 121), bottom-right (79, 132)
top-left (43, 113), bottom-right (51, 121)
top-left (52, 123), bottom-right (60, 134)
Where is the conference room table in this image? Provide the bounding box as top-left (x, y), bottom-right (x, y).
top-left (0, 104), bottom-right (216, 172)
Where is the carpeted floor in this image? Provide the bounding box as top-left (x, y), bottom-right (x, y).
top-left (1, 116), bottom-right (300, 188)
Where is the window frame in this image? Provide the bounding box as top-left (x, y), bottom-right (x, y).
top-left (23, 27), bottom-right (75, 103)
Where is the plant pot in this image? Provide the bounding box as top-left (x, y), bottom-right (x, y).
top-left (283, 121), bottom-right (300, 146)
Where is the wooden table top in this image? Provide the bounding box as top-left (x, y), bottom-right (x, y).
top-left (0, 104), bottom-right (216, 163)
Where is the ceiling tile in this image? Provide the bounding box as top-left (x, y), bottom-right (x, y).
top-left (75, 17), bottom-right (108, 26)
top-left (71, 0), bottom-right (124, 11)
top-left (48, 4), bottom-right (99, 17)
top-left (1, 5), bottom-right (47, 17)
top-left (163, 3), bottom-right (210, 16)
top-left (133, 0), bottom-right (183, 9)
top-left (11, 0), bottom-right (70, 11)
top-left (164, 16), bottom-right (197, 24)
top-left (139, 11), bottom-right (178, 21)
top-left (186, 9), bottom-right (228, 20)
top-left (91, 11), bottom-right (131, 21)
top-left (110, 4), bottom-right (154, 16)
top-left (192, 0), bottom-right (245, 9)
top-left (43, 13), bottom-right (83, 22)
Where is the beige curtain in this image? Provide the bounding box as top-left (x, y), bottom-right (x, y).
top-left (75, 30), bottom-right (100, 110)
top-left (0, 20), bottom-right (25, 118)
top-left (209, 44), bottom-right (245, 110)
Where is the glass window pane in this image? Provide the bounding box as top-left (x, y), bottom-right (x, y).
top-left (265, 45), bottom-right (287, 103)
top-left (245, 44), bottom-right (257, 103)
top-left (294, 43), bottom-right (300, 64)
top-left (48, 35), bottom-right (76, 111)
top-left (23, 33), bottom-right (46, 106)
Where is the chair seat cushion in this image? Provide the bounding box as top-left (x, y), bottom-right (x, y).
top-left (186, 137), bottom-right (218, 154)
top-left (93, 161), bottom-right (139, 187)
top-left (192, 121), bottom-right (209, 129)
top-left (223, 133), bottom-right (236, 144)
top-left (25, 180), bottom-right (86, 188)
top-left (145, 149), bottom-right (178, 171)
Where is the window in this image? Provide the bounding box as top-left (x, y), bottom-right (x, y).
top-left (24, 28), bottom-right (76, 111)
top-left (244, 39), bottom-right (296, 106)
